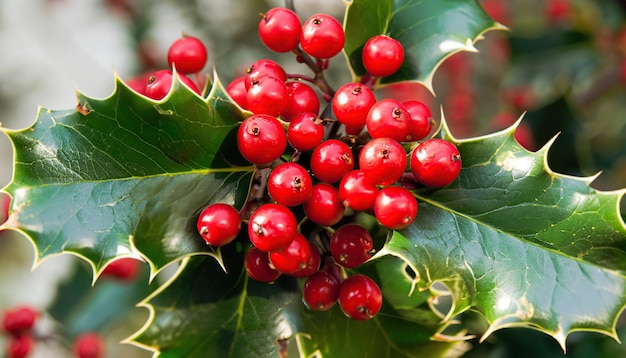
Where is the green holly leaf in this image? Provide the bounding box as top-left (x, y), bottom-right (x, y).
top-left (0, 73), bottom-right (254, 276)
top-left (377, 118), bottom-right (626, 349)
top-left (343, 0), bottom-right (503, 91)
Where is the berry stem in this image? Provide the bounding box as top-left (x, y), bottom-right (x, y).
top-left (291, 46), bottom-right (336, 97)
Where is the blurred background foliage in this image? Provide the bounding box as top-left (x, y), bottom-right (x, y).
top-left (0, 0), bottom-right (624, 356)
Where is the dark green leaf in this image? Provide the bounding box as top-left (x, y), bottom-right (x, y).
top-left (343, 0), bottom-right (502, 90)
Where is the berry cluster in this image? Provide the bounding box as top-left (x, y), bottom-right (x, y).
top-left (1, 305), bottom-right (105, 358)
top-left (2, 306), bottom-right (38, 358)
top-left (126, 6), bottom-right (462, 321)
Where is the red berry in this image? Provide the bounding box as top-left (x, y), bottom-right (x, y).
top-left (226, 76), bottom-right (249, 110)
top-left (268, 232), bottom-right (312, 274)
top-left (258, 7), bottom-right (301, 53)
top-left (281, 82), bottom-right (320, 122)
top-left (244, 59), bottom-right (287, 90)
top-left (366, 98), bottom-right (411, 142)
top-left (310, 139), bottom-right (354, 183)
top-left (358, 137), bottom-right (407, 186)
top-left (338, 274), bottom-right (382, 320)
top-left (338, 170), bottom-right (378, 211)
top-left (403, 100), bottom-right (433, 141)
top-left (289, 242), bottom-right (321, 278)
top-left (267, 163), bottom-right (313, 207)
top-left (300, 14), bottom-right (345, 59)
top-left (332, 82), bottom-right (376, 127)
top-left (144, 69), bottom-right (200, 100)
top-left (330, 224), bottom-right (374, 269)
top-left (245, 246), bottom-right (281, 282)
top-left (303, 183), bottom-right (345, 226)
top-left (287, 112), bottom-right (325, 152)
top-left (248, 204), bottom-right (297, 252)
top-left (410, 138), bottom-right (461, 187)
top-left (102, 257), bottom-right (142, 281)
top-left (1, 193), bottom-right (10, 225)
top-left (196, 203), bottom-right (241, 246)
top-left (2, 306), bottom-right (38, 338)
top-left (167, 35), bottom-right (208, 74)
top-left (303, 270), bottom-right (340, 311)
top-left (246, 76), bottom-right (289, 116)
top-left (362, 35), bottom-right (404, 77)
top-left (6, 335), bottom-right (34, 358)
top-left (237, 114), bottom-right (287, 165)
top-left (374, 186), bottom-right (418, 230)
top-left (73, 332), bottom-right (105, 358)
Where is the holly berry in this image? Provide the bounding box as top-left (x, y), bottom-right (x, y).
top-left (362, 35), bottom-right (404, 77)
top-left (268, 232), bottom-right (312, 274)
top-left (303, 183), bottom-right (345, 226)
top-left (248, 203), bottom-right (297, 252)
top-left (330, 224), bottom-right (374, 269)
top-left (2, 306), bottom-right (38, 338)
top-left (167, 35), bottom-right (208, 74)
top-left (403, 100), bottom-right (433, 141)
top-left (267, 162), bottom-right (313, 207)
top-left (374, 186), bottom-right (418, 230)
top-left (6, 335), bottom-right (33, 358)
top-left (338, 274), bottom-right (383, 320)
top-left (144, 69), bottom-right (200, 100)
top-left (303, 270), bottom-right (340, 311)
top-left (358, 137), bottom-right (407, 186)
top-left (309, 139), bottom-right (354, 183)
top-left (289, 242), bottom-right (321, 278)
top-left (410, 138), bottom-right (461, 187)
top-left (246, 75), bottom-right (289, 116)
top-left (281, 81), bottom-right (320, 122)
top-left (287, 112), bottom-right (325, 152)
top-left (244, 59), bottom-right (287, 90)
top-left (300, 14), bottom-right (345, 59)
top-left (196, 203), bottom-right (241, 246)
top-left (245, 246), bottom-right (281, 282)
top-left (332, 82), bottom-right (376, 127)
top-left (73, 332), bottom-right (105, 358)
top-left (366, 98), bottom-right (411, 142)
top-left (258, 7), bottom-right (301, 53)
top-left (237, 114), bottom-right (287, 165)
top-left (102, 257), bottom-right (142, 281)
top-left (226, 75), bottom-right (249, 110)
top-left (338, 170), bottom-right (378, 211)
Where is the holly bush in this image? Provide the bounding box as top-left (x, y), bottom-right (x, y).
top-left (1, 0), bottom-right (626, 357)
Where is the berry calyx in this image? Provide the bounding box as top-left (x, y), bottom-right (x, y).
top-left (258, 7), bottom-right (301, 53)
top-left (196, 203), bottom-right (241, 246)
top-left (287, 112), bottom-right (325, 152)
top-left (310, 139), bottom-right (354, 183)
top-left (410, 138), bottom-right (462, 187)
top-left (248, 203), bottom-right (297, 252)
top-left (303, 269), bottom-right (341, 311)
top-left (267, 162), bottom-right (313, 207)
top-left (237, 114), bottom-right (287, 165)
top-left (303, 183), bottom-right (345, 226)
top-left (374, 186), bottom-right (418, 230)
top-left (332, 82), bottom-right (376, 127)
top-left (245, 246), bottom-right (281, 282)
top-left (167, 35), bottom-right (208, 74)
top-left (366, 98), bottom-right (411, 142)
top-left (362, 35), bottom-right (404, 77)
top-left (73, 332), bottom-right (105, 358)
top-left (300, 14), bottom-right (345, 59)
top-left (338, 274), bottom-right (383, 320)
top-left (358, 137), bottom-right (407, 186)
top-left (330, 224), bottom-right (374, 269)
